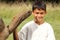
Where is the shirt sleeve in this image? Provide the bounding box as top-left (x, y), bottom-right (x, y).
top-left (18, 25), bottom-right (28, 40)
top-left (47, 25), bottom-right (56, 40)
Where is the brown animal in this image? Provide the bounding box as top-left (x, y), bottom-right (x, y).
top-left (0, 10), bottom-right (31, 40)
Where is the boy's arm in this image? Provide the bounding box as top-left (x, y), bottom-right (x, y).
top-left (13, 22), bottom-right (28, 40)
top-left (18, 25), bottom-right (28, 40)
top-left (47, 26), bottom-right (56, 40)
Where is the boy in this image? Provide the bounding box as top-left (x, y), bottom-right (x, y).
top-left (18, 1), bottom-right (55, 40)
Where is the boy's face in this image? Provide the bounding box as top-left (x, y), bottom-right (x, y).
top-left (32, 9), bottom-right (46, 22)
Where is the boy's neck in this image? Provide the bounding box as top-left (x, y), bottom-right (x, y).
top-left (34, 20), bottom-right (44, 25)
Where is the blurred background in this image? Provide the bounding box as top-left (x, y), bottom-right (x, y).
top-left (0, 0), bottom-right (60, 40)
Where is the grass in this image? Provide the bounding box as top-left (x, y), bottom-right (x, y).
top-left (0, 3), bottom-right (60, 40)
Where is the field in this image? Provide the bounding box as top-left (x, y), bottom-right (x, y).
top-left (0, 2), bottom-right (60, 40)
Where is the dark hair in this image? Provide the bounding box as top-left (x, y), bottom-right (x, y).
top-left (32, 0), bottom-right (46, 11)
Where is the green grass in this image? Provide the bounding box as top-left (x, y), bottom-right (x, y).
top-left (0, 3), bottom-right (60, 40)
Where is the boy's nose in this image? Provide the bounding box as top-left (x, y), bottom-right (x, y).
top-left (38, 14), bottom-right (41, 17)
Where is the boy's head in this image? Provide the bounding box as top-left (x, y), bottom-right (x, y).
top-left (32, 1), bottom-right (46, 24)
top-left (32, 0), bottom-right (46, 12)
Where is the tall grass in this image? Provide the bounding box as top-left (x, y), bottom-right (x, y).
top-left (0, 3), bottom-right (60, 40)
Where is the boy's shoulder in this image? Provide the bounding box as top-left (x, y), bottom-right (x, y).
top-left (40, 22), bottom-right (53, 29)
top-left (23, 20), bottom-right (34, 27)
top-left (44, 22), bottom-right (53, 29)
top-left (44, 22), bottom-right (52, 26)
top-left (20, 20), bottom-right (34, 31)
top-left (26, 20), bottom-right (34, 25)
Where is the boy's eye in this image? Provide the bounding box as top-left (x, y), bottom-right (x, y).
top-left (40, 12), bottom-right (43, 14)
top-left (36, 12), bottom-right (39, 14)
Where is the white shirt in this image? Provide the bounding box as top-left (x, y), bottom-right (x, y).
top-left (18, 20), bottom-right (38, 40)
top-left (31, 22), bottom-right (55, 40)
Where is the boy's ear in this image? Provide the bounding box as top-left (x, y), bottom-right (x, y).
top-left (45, 11), bottom-right (47, 14)
top-left (32, 11), bottom-right (35, 16)
top-left (32, 11), bottom-right (34, 14)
